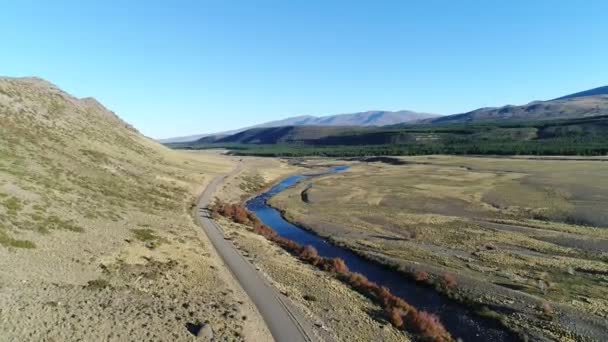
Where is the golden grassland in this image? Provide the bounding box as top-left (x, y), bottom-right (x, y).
top-left (269, 156), bottom-right (608, 341)
top-left (0, 77), bottom-right (270, 341)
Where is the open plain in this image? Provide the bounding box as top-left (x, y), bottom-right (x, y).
top-left (269, 156), bottom-right (608, 341)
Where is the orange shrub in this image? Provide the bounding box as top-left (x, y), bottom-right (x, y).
top-left (299, 245), bottom-right (318, 259)
top-left (442, 273), bottom-right (458, 289)
top-left (409, 311), bottom-right (450, 342)
top-left (212, 200), bottom-right (452, 341)
top-left (386, 307), bottom-right (404, 328)
top-left (299, 245), bottom-right (322, 266)
top-left (540, 302), bottom-right (555, 320)
top-left (414, 270), bottom-right (430, 282)
top-left (330, 258), bottom-right (349, 274)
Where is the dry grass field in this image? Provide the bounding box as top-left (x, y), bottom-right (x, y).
top-left (0, 77), bottom-right (271, 341)
top-left (269, 156), bottom-right (608, 341)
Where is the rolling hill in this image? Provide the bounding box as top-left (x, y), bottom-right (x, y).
top-left (430, 86), bottom-right (608, 124)
top-left (255, 110), bottom-right (438, 127)
top-left (165, 85), bottom-right (608, 144)
top-left (208, 125), bottom-right (371, 145)
top-left (160, 109), bottom-right (438, 143)
top-left (0, 77), bottom-right (255, 340)
top-left (553, 85), bottom-right (608, 100)
top-left (175, 115), bottom-right (608, 157)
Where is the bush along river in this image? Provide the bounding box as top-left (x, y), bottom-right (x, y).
top-left (246, 166), bottom-right (517, 342)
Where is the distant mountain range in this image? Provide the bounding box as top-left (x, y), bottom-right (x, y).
top-left (429, 85), bottom-right (608, 125)
top-left (162, 85), bottom-right (608, 144)
top-left (255, 110), bottom-right (439, 127)
top-left (159, 110), bottom-right (438, 143)
top-left (552, 85), bottom-right (608, 101)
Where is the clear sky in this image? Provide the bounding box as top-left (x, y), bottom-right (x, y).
top-left (2, 1), bottom-right (607, 139)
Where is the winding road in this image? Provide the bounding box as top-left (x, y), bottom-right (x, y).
top-left (196, 163), bottom-right (322, 342)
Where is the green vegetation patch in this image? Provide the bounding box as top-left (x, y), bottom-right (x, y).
top-left (131, 228), bottom-right (158, 241)
top-left (239, 173), bottom-right (267, 193)
top-left (3, 196), bottom-right (23, 215)
top-left (79, 148), bottom-right (110, 164)
top-left (172, 116), bottom-right (608, 157)
top-left (43, 215), bottom-right (84, 233)
top-left (0, 229), bottom-right (35, 249)
top-left (130, 228), bottom-right (169, 246)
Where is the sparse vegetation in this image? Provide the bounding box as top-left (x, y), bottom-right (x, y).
top-left (131, 228), bottom-right (160, 242)
top-left (212, 201), bottom-right (453, 341)
top-left (239, 173), bottom-right (267, 194)
top-left (539, 302), bottom-right (555, 320)
top-left (0, 230), bottom-right (36, 249)
top-left (414, 270), bottom-right (430, 282)
top-left (302, 294), bottom-right (317, 302)
top-left (85, 278), bottom-right (111, 290)
top-left (0, 78), bottom-right (257, 341)
top-left (441, 273), bottom-right (458, 290)
top-left (268, 156), bottom-right (608, 340)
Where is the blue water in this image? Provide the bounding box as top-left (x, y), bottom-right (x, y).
top-left (247, 166), bottom-right (517, 341)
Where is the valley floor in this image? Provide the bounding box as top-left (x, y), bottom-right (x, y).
top-left (211, 157), bottom-right (411, 341)
top-left (267, 155), bottom-right (608, 341)
top-left (0, 150), bottom-right (271, 341)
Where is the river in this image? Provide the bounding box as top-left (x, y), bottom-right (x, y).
top-left (246, 166), bottom-right (517, 341)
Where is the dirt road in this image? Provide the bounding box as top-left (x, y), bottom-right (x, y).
top-left (195, 163), bottom-right (323, 342)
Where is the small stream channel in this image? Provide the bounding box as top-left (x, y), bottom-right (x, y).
top-left (246, 166), bottom-right (517, 341)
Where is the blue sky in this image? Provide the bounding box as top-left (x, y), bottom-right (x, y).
top-left (2, 1), bottom-right (607, 138)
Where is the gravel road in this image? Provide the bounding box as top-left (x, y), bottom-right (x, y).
top-left (196, 163), bottom-right (324, 342)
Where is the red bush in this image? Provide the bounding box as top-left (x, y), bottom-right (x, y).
top-left (409, 311), bottom-right (450, 341)
top-left (299, 245), bottom-right (318, 259)
top-left (211, 200), bottom-right (452, 341)
top-left (271, 236), bottom-right (303, 254)
top-left (386, 307), bottom-right (404, 328)
top-left (299, 245), bottom-right (323, 266)
top-left (414, 270), bottom-right (430, 282)
top-left (253, 222), bottom-right (276, 238)
top-left (330, 258), bottom-right (349, 274)
top-left (442, 273), bottom-right (458, 289)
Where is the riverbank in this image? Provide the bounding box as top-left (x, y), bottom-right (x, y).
top-left (242, 168), bottom-right (515, 341)
top-left (210, 157), bottom-right (411, 341)
top-left (269, 156), bottom-right (608, 341)
top-left (217, 217), bottom-right (410, 341)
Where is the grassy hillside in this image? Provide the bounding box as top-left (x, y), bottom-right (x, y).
top-left (211, 125), bottom-right (372, 144)
top-left (553, 85), bottom-right (608, 100)
top-left (431, 95), bottom-right (608, 124)
top-left (172, 116), bottom-right (608, 157)
top-left (0, 77), bottom-right (267, 340)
